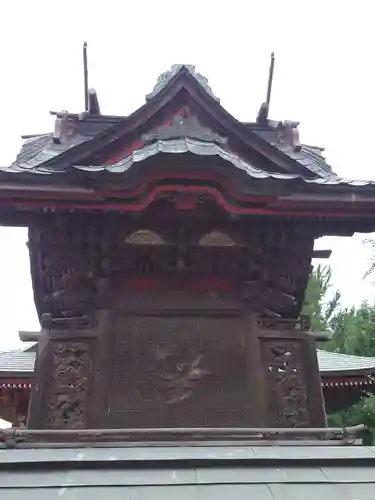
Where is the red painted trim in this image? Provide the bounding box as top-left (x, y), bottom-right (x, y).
top-left (0, 171), bottom-right (275, 204)
top-left (0, 381), bottom-right (32, 389)
top-left (322, 375), bottom-right (373, 383)
top-left (102, 107), bottom-right (187, 165)
top-left (6, 183), bottom-right (375, 218)
top-left (103, 140), bottom-right (145, 165)
top-left (98, 171), bottom-right (277, 203)
top-left (270, 199), bottom-right (375, 210)
top-left (0, 378), bottom-right (32, 384)
top-left (123, 276), bottom-right (235, 292)
top-left (2, 170), bottom-right (375, 218)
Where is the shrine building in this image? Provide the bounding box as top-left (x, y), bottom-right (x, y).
top-left (1, 59), bottom-right (375, 497)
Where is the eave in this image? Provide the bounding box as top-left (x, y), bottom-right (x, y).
top-left (322, 376), bottom-right (374, 388)
top-left (2, 198), bottom-right (375, 236)
top-left (0, 380), bottom-right (32, 389)
top-left (2, 150), bottom-right (375, 232)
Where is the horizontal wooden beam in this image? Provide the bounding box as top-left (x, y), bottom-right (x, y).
top-left (308, 330), bottom-right (333, 341)
top-left (312, 249), bottom-right (332, 259)
top-left (18, 331), bottom-right (41, 342)
top-left (0, 424), bottom-right (365, 448)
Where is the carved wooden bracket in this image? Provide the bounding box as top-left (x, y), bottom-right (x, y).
top-left (142, 112), bottom-right (227, 144)
top-left (46, 341), bottom-right (91, 429)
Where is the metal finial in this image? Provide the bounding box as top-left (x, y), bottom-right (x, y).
top-left (266, 52), bottom-right (275, 111)
top-left (83, 41), bottom-right (89, 112)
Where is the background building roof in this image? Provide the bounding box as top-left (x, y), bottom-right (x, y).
top-left (317, 350), bottom-right (375, 375)
top-left (0, 349), bottom-right (35, 374)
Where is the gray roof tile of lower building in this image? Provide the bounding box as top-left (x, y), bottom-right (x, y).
top-left (0, 350), bottom-right (35, 373)
top-left (317, 349), bottom-right (375, 373)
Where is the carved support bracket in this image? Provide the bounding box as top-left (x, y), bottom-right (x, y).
top-left (259, 329), bottom-right (326, 428)
top-left (27, 322), bottom-right (96, 429)
top-left (46, 341), bottom-right (91, 429)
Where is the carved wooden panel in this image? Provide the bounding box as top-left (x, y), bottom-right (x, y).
top-left (261, 339), bottom-right (310, 427)
top-left (28, 214), bottom-right (316, 321)
top-left (46, 341), bottom-right (91, 429)
top-left (107, 315), bottom-right (253, 428)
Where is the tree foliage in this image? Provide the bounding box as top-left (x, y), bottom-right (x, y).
top-left (303, 265), bottom-right (375, 355)
top-left (363, 238), bottom-right (375, 280)
top-left (302, 265), bottom-right (341, 332)
top-left (302, 265), bottom-right (375, 439)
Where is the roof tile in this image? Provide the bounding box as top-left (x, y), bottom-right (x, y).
top-left (0, 350), bottom-right (35, 373)
top-left (317, 350), bottom-right (375, 373)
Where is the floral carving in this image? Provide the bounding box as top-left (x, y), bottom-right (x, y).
top-left (47, 342), bottom-right (90, 429)
top-left (125, 229), bottom-right (166, 245)
top-left (199, 230), bottom-right (235, 247)
top-left (262, 340), bottom-right (309, 427)
top-left (142, 112), bottom-right (227, 144)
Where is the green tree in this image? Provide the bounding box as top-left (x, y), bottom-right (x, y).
top-left (327, 303), bottom-right (375, 356)
top-left (302, 265), bottom-right (340, 331)
top-left (303, 266), bottom-right (375, 356)
top-left (363, 238), bottom-right (375, 279)
top-left (303, 266), bottom-right (375, 440)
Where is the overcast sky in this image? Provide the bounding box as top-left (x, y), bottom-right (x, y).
top-left (0, 0), bottom-right (374, 351)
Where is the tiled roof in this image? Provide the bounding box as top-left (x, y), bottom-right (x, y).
top-left (0, 350), bottom-right (35, 374)
top-left (250, 125), bottom-right (335, 179)
top-left (3, 136), bottom-right (375, 189)
top-left (1, 64), bottom-right (373, 191)
top-left (2, 116), bottom-right (114, 174)
top-left (1, 347), bottom-right (375, 377)
top-left (317, 349), bottom-right (375, 374)
top-left (0, 95), bottom-right (341, 184)
top-left (5, 132), bottom-right (91, 174)
top-left (73, 138), bottom-right (334, 178)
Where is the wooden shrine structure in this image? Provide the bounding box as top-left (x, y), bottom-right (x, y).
top-left (1, 341), bottom-right (375, 426)
top-left (2, 64), bottom-right (375, 437)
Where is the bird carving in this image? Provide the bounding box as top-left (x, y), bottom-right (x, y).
top-left (159, 352), bottom-right (211, 404)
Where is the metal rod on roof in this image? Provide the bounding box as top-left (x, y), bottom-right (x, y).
top-left (266, 52), bottom-right (275, 111)
top-left (83, 41), bottom-right (89, 112)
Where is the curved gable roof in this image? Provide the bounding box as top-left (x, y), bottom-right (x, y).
top-left (2, 66), bottom-right (336, 179)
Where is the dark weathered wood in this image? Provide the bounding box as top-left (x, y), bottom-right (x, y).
top-left (11, 66), bottom-right (338, 433)
top-left (0, 424), bottom-right (364, 449)
top-left (28, 339), bottom-right (94, 430)
top-left (26, 213), bottom-right (317, 321)
top-left (24, 207), bottom-right (329, 431)
top-left (3, 64), bottom-right (375, 436)
top-left (312, 249), bottom-right (332, 259)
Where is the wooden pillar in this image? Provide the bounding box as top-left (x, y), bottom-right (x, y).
top-left (27, 315), bottom-right (100, 429)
